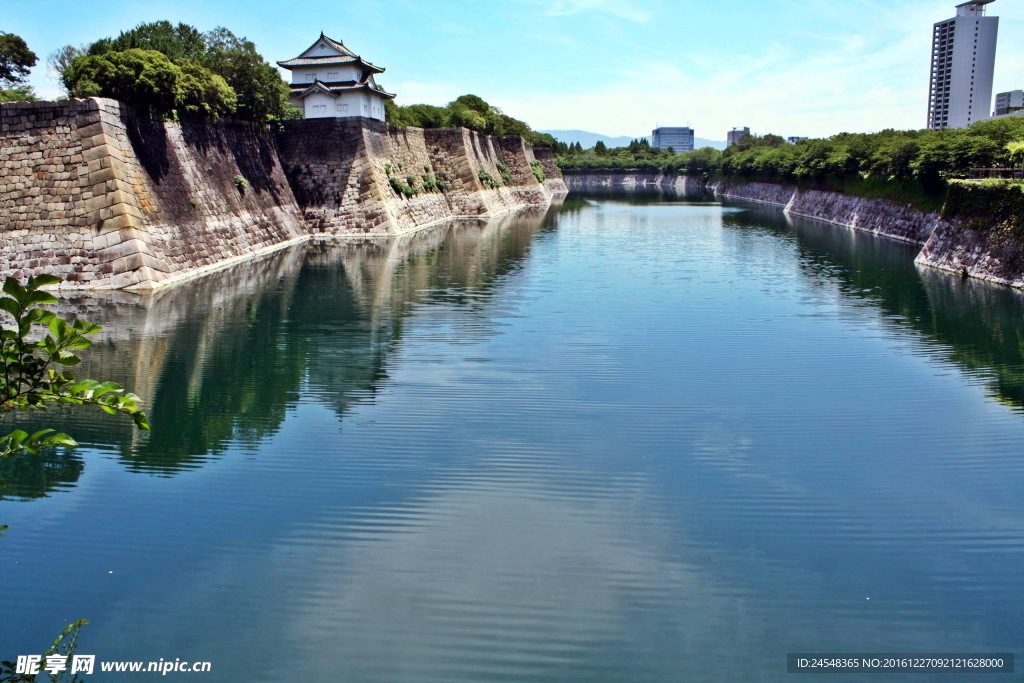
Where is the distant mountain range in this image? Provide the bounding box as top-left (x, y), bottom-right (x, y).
top-left (540, 129), bottom-right (726, 151)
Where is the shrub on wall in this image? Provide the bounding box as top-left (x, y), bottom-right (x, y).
top-left (530, 160), bottom-right (546, 184)
top-left (477, 169), bottom-right (501, 189)
top-left (943, 180), bottom-right (1024, 240)
top-left (496, 161), bottom-right (511, 185)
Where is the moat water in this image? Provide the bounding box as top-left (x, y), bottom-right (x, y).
top-left (2, 190), bottom-right (1024, 681)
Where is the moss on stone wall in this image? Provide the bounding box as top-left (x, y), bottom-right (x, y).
top-left (942, 181), bottom-right (1024, 241)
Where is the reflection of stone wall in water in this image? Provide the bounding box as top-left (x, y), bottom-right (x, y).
top-left (44, 207), bottom-right (552, 478)
top-left (775, 210), bottom-right (1024, 412)
top-left (564, 173), bottom-right (707, 194)
top-left (1, 97), bottom-right (565, 289)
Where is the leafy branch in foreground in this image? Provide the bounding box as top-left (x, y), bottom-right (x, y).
top-left (0, 619), bottom-right (89, 682)
top-left (1, 275), bottom-right (149, 460)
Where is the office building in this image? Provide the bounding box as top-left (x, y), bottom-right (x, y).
top-left (927, 1), bottom-right (999, 129)
top-left (994, 89), bottom-right (1024, 116)
top-left (651, 127), bottom-right (695, 153)
top-left (727, 127), bottom-right (750, 148)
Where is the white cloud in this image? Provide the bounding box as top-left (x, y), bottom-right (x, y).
top-left (534, 0), bottom-right (653, 23)
top-left (390, 80), bottom-right (465, 107)
top-left (498, 0), bottom-right (1024, 139)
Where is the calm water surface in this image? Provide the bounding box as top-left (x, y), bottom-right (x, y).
top-left (2, 190), bottom-right (1024, 681)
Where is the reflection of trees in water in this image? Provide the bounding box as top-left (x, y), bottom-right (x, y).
top-left (566, 186), bottom-right (714, 206)
top-left (4, 207), bottom-right (551, 490)
top-left (0, 448), bottom-right (85, 501)
top-left (723, 202), bottom-right (1024, 411)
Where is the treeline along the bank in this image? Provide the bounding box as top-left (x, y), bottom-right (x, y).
top-left (556, 119), bottom-right (1024, 212)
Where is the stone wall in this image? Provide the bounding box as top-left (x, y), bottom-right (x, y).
top-left (915, 220), bottom-right (1024, 288)
top-left (532, 148), bottom-right (569, 195)
top-left (276, 120), bottom-right (559, 236)
top-left (710, 180), bottom-right (938, 245)
top-left (710, 179), bottom-right (1024, 289)
top-left (914, 182), bottom-right (1024, 289)
top-left (1, 98), bottom-right (304, 289)
top-left (2, 98), bottom-right (560, 289)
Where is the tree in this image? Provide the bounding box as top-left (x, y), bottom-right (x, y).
top-left (1006, 140), bottom-right (1024, 175)
top-left (63, 49), bottom-right (181, 113)
top-left (66, 22), bottom-right (292, 124)
top-left (594, 141), bottom-right (608, 156)
top-left (0, 32), bottom-right (38, 102)
top-left (0, 86), bottom-right (36, 102)
top-left (0, 32), bottom-right (37, 87)
top-left (63, 49), bottom-right (235, 121)
top-left (102, 21), bottom-right (206, 63)
top-left (1, 276), bottom-right (149, 464)
top-left (201, 27), bottom-right (292, 123)
top-left (48, 45), bottom-right (85, 94)
top-left (176, 61), bottom-right (237, 121)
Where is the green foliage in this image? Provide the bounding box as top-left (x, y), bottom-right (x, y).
top-left (175, 61), bottom-right (237, 121)
top-left (943, 180), bottom-right (1024, 239)
top-left (233, 174), bottom-right (249, 193)
top-left (0, 276), bottom-right (149, 461)
top-left (66, 22), bottom-right (291, 124)
top-left (48, 45), bottom-right (85, 94)
top-left (477, 169), bottom-right (502, 189)
top-left (556, 119), bottom-right (1024, 206)
top-left (496, 161), bottom-right (511, 185)
top-left (0, 86), bottom-right (37, 102)
top-left (385, 93), bottom-right (555, 147)
top-left (98, 21), bottom-right (206, 62)
top-left (421, 173), bottom-right (443, 192)
top-left (530, 159), bottom-right (546, 184)
top-left (389, 175), bottom-right (418, 197)
top-left (1, 619), bottom-right (88, 682)
top-left (63, 49), bottom-right (184, 115)
top-left (200, 27), bottom-right (292, 124)
top-left (1006, 140), bottom-right (1024, 170)
top-left (0, 32), bottom-right (37, 88)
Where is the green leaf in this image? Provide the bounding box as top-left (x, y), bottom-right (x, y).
top-left (2, 277), bottom-right (25, 301)
top-left (0, 298), bottom-right (19, 319)
top-left (56, 351), bottom-right (82, 366)
top-left (27, 274), bottom-right (62, 290)
top-left (92, 381), bottom-right (123, 398)
top-left (5, 430), bottom-right (28, 448)
top-left (42, 433), bottom-right (78, 448)
top-left (28, 429), bottom-right (55, 442)
top-left (25, 290), bottom-right (59, 306)
top-left (132, 411), bottom-right (151, 430)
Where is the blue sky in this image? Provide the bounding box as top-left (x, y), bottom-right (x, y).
top-left (6, 0), bottom-right (1024, 140)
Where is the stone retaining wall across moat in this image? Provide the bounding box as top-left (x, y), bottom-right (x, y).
top-left (1, 97), bottom-right (566, 289)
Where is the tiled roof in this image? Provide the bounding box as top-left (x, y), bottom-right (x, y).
top-left (290, 79), bottom-right (395, 100)
top-left (278, 32), bottom-right (384, 73)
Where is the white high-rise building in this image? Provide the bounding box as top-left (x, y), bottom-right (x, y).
top-left (927, 1), bottom-right (999, 130)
